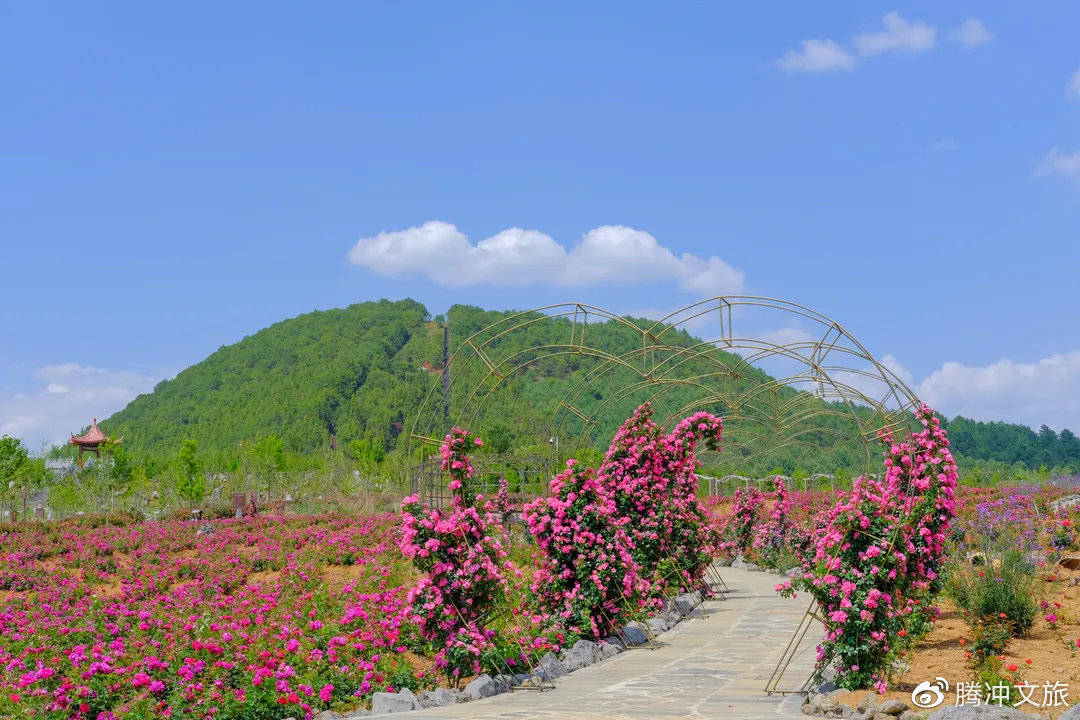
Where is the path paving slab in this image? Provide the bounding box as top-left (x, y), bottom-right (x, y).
top-left (369, 566), bottom-right (823, 720)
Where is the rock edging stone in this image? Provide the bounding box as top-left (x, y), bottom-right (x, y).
top-left (365, 588), bottom-right (709, 714)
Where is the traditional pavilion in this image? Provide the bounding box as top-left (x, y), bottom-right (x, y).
top-left (69, 419), bottom-right (121, 467)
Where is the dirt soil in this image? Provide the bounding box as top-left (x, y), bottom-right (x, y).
top-left (829, 568), bottom-right (1080, 717)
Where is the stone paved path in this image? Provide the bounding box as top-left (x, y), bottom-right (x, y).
top-left (372, 566), bottom-right (823, 719)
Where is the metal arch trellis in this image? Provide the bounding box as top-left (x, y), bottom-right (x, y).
top-left (408, 297), bottom-right (920, 471)
top-left (406, 296), bottom-right (923, 696)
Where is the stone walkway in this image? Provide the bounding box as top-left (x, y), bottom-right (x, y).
top-left (372, 566), bottom-right (823, 719)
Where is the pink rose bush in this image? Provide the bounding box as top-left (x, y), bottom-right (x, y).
top-left (726, 485), bottom-right (764, 556)
top-left (495, 476), bottom-right (513, 515)
top-left (751, 477), bottom-right (809, 567)
top-left (523, 460), bottom-right (643, 638)
top-left (522, 405), bottom-right (724, 638)
top-left (776, 404), bottom-right (958, 693)
top-left (399, 427), bottom-right (515, 683)
top-left (600, 405), bottom-right (724, 595)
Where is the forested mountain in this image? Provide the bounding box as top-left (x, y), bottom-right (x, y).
top-left (98, 299), bottom-right (1080, 475)
top-left (103, 300), bottom-right (438, 462)
top-left (944, 416), bottom-right (1080, 469)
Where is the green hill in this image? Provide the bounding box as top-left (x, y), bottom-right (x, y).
top-left (103, 299), bottom-right (435, 461)
top-left (98, 299), bottom-right (1080, 476)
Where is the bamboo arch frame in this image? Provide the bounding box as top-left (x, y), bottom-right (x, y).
top-left (408, 297), bottom-right (920, 476)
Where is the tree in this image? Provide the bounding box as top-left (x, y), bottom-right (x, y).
top-left (99, 441), bottom-right (135, 524)
top-left (176, 439), bottom-right (206, 506)
top-left (346, 436), bottom-right (384, 468)
top-left (966, 464), bottom-right (983, 486)
top-left (64, 441), bottom-right (134, 525)
top-left (1062, 429), bottom-right (1080, 468)
top-left (249, 435), bottom-right (286, 499)
top-left (481, 421), bottom-right (513, 454)
top-left (0, 436), bottom-right (29, 518)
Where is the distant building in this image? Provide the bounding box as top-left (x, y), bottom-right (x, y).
top-left (69, 419), bottom-right (122, 467)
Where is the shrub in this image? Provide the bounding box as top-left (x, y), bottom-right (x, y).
top-left (777, 404), bottom-right (958, 693)
top-left (523, 460), bottom-right (643, 638)
top-left (726, 486), bottom-right (763, 555)
top-left (399, 427), bottom-right (512, 682)
top-left (69, 509), bottom-right (147, 527)
top-left (968, 617), bottom-right (1012, 661)
top-left (600, 404), bottom-right (723, 595)
top-left (751, 477), bottom-right (810, 568)
top-left (947, 549), bottom-right (1038, 637)
top-left (524, 405), bottom-right (724, 637)
top-left (1051, 525), bottom-right (1077, 551)
top-left (971, 657), bottom-right (1025, 707)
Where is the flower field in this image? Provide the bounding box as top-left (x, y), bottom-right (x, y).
top-left (7, 401), bottom-right (1080, 717)
top-left (0, 403), bottom-right (727, 719)
top-left (0, 513), bottom-right (435, 718)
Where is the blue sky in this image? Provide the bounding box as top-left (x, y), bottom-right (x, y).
top-left (2, 2), bottom-right (1079, 448)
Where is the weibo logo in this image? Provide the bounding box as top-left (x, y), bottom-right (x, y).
top-left (910, 677), bottom-right (950, 708)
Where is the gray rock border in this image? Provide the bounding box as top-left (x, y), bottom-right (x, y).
top-left (355, 589), bottom-right (710, 716)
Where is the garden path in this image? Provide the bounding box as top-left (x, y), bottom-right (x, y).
top-left (372, 566), bottom-right (822, 720)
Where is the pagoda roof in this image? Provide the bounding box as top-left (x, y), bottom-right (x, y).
top-left (70, 419), bottom-right (109, 445)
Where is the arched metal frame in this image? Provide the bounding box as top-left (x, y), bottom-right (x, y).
top-left (408, 297), bottom-right (920, 477)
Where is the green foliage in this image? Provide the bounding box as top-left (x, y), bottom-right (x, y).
top-left (346, 437), bottom-right (385, 467)
top-left (90, 299), bottom-right (1080, 477)
top-left (971, 657), bottom-right (1024, 707)
top-left (175, 439), bottom-right (206, 505)
top-left (947, 549), bottom-right (1038, 637)
top-left (51, 441), bottom-right (138, 523)
top-left (480, 421), bottom-right (513, 455)
top-left (105, 442), bottom-right (133, 487)
top-left (0, 435), bottom-right (30, 506)
top-left (0, 435), bottom-right (29, 482)
top-left (251, 436), bottom-right (286, 471)
top-left (946, 416), bottom-right (1080, 470)
top-left (969, 619), bottom-right (1013, 661)
top-left (102, 299), bottom-right (434, 466)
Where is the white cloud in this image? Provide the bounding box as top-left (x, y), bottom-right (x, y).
top-left (880, 354), bottom-right (916, 387)
top-left (950, 18), bottom-right (993, 48)
top-left (0, 363), bottom-right (160, 450)
top-left (776, 39), bottom-right (855, 73)
top-left (347, 221), bottom-right (745, 295)
top-left (917, 351), bottom-right (1080, 430)
top-left (1036, 148), bottom-right (1080, 181)
top-left (1067, 68), bottom-right (1080, 100)
top-left (831, 351), bottom-right (1080, 430)
top-left (854, 12), bottom-right (936, 57)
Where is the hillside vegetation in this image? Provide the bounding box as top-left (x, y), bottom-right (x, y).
top-left (97, 299), bottom-right (1080, 476)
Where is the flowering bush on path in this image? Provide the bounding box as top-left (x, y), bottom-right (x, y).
top-left (399, 427), bottom-right (513, 683)
top-left (600, 405), bottom-right (724, 595)
top-left (776, 404), bottom-right (958, 693)
top-left (727, 485), bottom-right (764, 556)
top-left (751, 477), bottom-right (809, 567)
top-left (523, 460), bottom-right (643, 639)
top-left (522, 405), bottom-right (725, 640)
